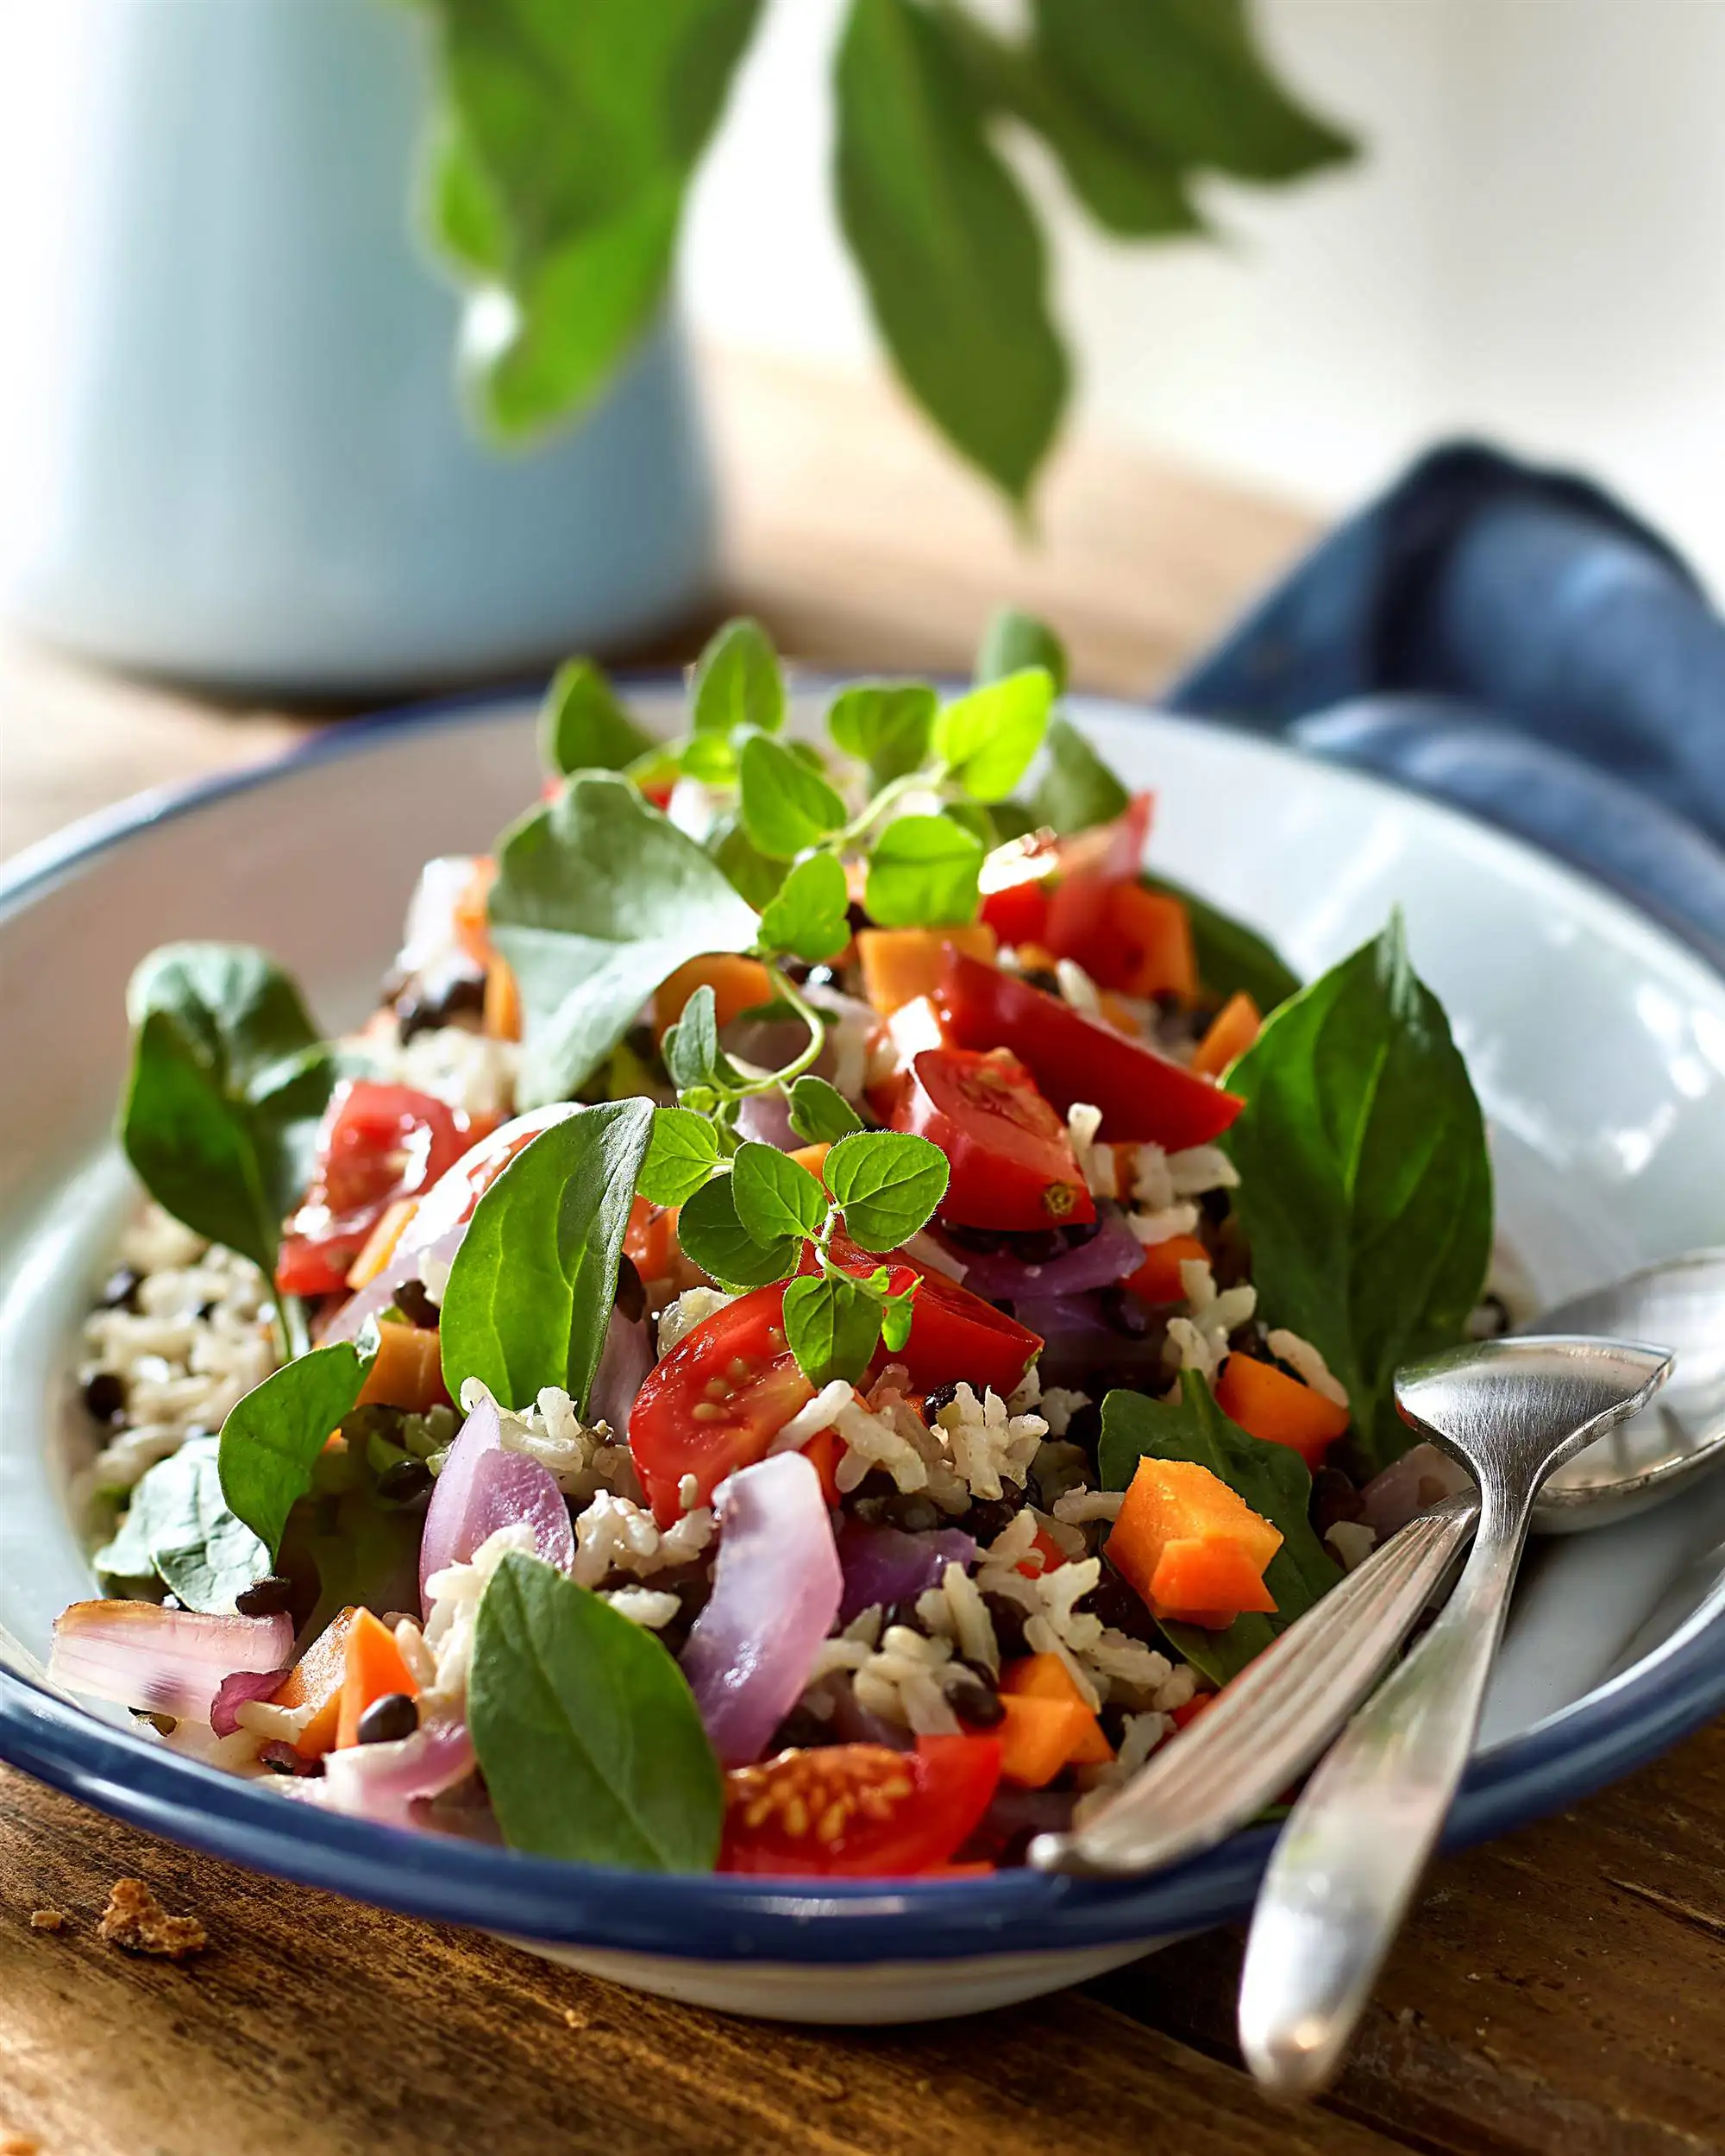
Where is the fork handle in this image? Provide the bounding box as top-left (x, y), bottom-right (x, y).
top-left (1032, 1493), bottom-right (1479, 1877)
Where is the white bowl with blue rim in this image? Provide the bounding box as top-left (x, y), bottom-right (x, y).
top-left (3, 687), bottom-right (1724, 2023)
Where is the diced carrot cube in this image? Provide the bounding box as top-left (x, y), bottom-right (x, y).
top-left (652, 954), bottom-right (775, 1043)
top-left (272, 1607), bottom-right (359, 1761)
top-left (484, 954), bottom-right (523, 1041)
top-left (335, 1607), bottom-right (420, 1751)
top-left (346, 1199), bottom-right (417, 1292)
top-left (1215, 1353), bottom-right (1351, 1469)
top-left (354, 1319), bottom-right (449, 1415)
top-left (1147, 1536), bottom-right (1278, 1624)
top-left (1000, 1655), bottom-right (1113, 1765)
top-left (789, 1142), bottom-right (831, 1181)
top-left (858, 925), bottom-right (997, 1017)
top-left (1107, 1456), bottom-right (1282, 1625)
top-left (1192, 990), bottom-right (1261, 1079)
top-left (995, 1694), bottom-right (1096, 1788)
top-left (1124, 1234), bottom-right (1209, 1306)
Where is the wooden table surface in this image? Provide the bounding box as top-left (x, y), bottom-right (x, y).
top-left (3, 353), bottom-right (1722, 2156)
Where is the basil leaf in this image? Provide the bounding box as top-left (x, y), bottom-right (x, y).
top-left (675, 1173), bottom-right (800, 1292)
top-left (825, 1130), bottom-right (949, 1250)
top-left (1223, 915), bottom-right (1492, 1474)
top-left (731, 1141), bottom-right (828, 1243)
top-left (218, 1330), bottom-right (380, 1559)
top-left (95, 1438), bottom-right (270, 1615)
top-left (539, 657), bottom-right (652, 777)
top-left (934, 669), bottom-right (1056, 801)
top-left (706, 814), bottom-right (787, 912)
top-left (756, 852), bottom-right (851, 965)
top-left (738, 733), bottom-right (847, 861)
top-left (693, 615), bottom-right (785, 739)
top-left (787, 1076), bottom-right (864, 1145)
top-left (865, 814), bottom-right (984, 928)
top-left (638, 1106), bottom-right (720, 1207)
top-left (489, 772), bottom-right (760, 1105)
top-left (417, 0), bottom-right (762, 438)
top-left (782, 1271), bottom-right (884, 1388)
top-left (835, 0), bottom-right (1067, 506)
top-left (977, 606), bottom-right (1069, 695)
top-left (1098, 1373), bottom-right (1339, 1686)
top-left (1033, 0), bottom-right (1355, 185)
top-left (121, 944), bottom-right (334, 1279)
top-left (439, 1100), bottom-right (653, 1413)
top-left (1035, 715), bottom-right (1130, 834)
top-left (471, 1551), bottom-right (723, 1870)
top-left (1138, 870), bottom-right (1301, 1012)
top-left (826, 682), bottom-right (938, 787)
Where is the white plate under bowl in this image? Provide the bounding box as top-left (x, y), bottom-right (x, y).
top-left (3, 686), bottom-right (1724, 2024)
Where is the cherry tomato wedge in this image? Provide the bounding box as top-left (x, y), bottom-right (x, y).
top-left (628, 1283), bottom-right (816, 1526)
top-left (892, 1047), bottom-right (1095, 1232)
top-left (936, 952), bottom-right (1243, 1148)
top-left (821, 1231), bottom-right (1043, 1399)
top-left (278, 1080), bottom-right (467, 1298)
top-left (719, 1734), bottom-right (1001, 1876)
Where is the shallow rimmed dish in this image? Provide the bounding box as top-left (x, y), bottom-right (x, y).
top-left (3, 686), bottom-right (1724, 2022)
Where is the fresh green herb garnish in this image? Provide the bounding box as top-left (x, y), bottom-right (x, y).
top-left (691, 614), bottom-right (786, 746)
top-left (217, 1328), bottom-right (380, 1559)
top-left (94, 1438), bottom-right (271, 1615)
top-left (1034, 714), bottom-right (1130, 834)
top-left (469, 1551), bottom-right (724, 1870)
top-left (1098, 1372), bottom-right (1340, 1686)
top-left (437, 1101), bottom-right (654, 1413)
top-left (787, 1076), bottom-right (865, 1146)
top-left (738, 733), bottom-right (847, 860)
top-left (756, 852), bottom-right (851, 965)
top-left (120, 945), bottom-right (334, 1323)
top-left (864, 814), bottom-right (986, 928)
top-left (978, 605), bottom-right (1070, 695)
top-left (826, 682), bottom-right (938, 788)
top-left (932, 669), bottom-right (1056, 802)
top-left (539, 657), bottom-right (654, 778)
top-left (1221, 915), bottom-right (1493, 1474)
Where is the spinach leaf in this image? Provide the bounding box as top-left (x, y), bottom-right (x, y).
top-left (95, 1438), bottom-right (271, 1614)
top-left (470, 1551), bottom-right (723, 1870)
top-left (414, 0), bottom-right (762, 437)
top-left (756, 851), bottom-right (851, 964)
top-left (1098, 1373), bottom-right (1339, 1686)
top-left (438, 1100), bottom-right (653, 1412)
top-left (826, 682), bottom-right (938, 787)
top-left (865, 814), bottom-right (984, 928)
top-left (488, 772), bottom-right (760, 1105)
top-left (539, 657), bottom-right (652, 777)
top-left (674, 1173), bottom-right (800, 1292)
top-left (121, 944), bottom-right (333, 1279)
top-left (638, 1106), bottom-right (721, 1208)
top-left (692, 616), bottom-right (785, 742)
top-left (738, 733), bottom-right (847, 860)
top-left (976, 606), bottom-right (1069, 695)
top-left (731, 1142), bottom-right (828, 1244)
top-left (824, 1130), bottom-right (948, 1251)
top-left (787, 1076), bottom-right (863, 1145)
top-left (934, 669), bottom-right (1055, 801)
top-left (219, 1331), bottom-right (380, 1560)
top-left (835, 0), bottom-right (1067, 506)
top-left (1222, 915), bottom-right (1492, 1474)
top-left (782, 1270), bottom-right (884, 1388)
top-left (1034, 715), bottom-right (1130, 834)
top-left (1138, 870), bottom-right (1302, 1012)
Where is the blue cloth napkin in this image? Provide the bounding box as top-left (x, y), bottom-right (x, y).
top-left (1164, 443), bottom-right (1725, 974)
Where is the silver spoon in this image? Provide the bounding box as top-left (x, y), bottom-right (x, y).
top-left (1237, 1332), bottom-right (1671, 2096)
top-left (1028, 1249), bottom-right (1725, 1882)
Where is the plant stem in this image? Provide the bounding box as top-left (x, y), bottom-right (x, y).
top-left (837, 764), bottom-right (950, 849)
top-left (730, 963), bottom-right (828, 1097)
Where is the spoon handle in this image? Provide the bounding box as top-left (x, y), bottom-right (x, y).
top-left (1029, 1493), bottom-right (1479, 1877)
top-left (1238, 1493), bottom-right (1528, 2096)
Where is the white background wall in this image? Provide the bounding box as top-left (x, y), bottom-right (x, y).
top-left (684, 0), bottom-right (1725, 588)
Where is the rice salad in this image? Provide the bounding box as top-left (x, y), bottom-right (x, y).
top-left (52, 612), bottom-right (1505, 1879)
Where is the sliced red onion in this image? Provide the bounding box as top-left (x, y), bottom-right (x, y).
top-left (681, 1453), bottom-right (843, 1768)
top-left (836, 1518), bottom-right (976, 1625)
top-left (210, 1667), bottom-right (290, 1738)
top-left (1360, 1442), bottom-right (1475, 1539)
top-left (734, 1089), bottom-right (799, 1151)
top-left (951, 1210), bottom-right (1144, 1302)
top-left (471, 1450), bottom-right (575, 1573)
top-left (418, 1392), bottom-right (501, 1607)
top-left (49, 1602), bottom-right (292, 1721)
top-left (1012, 1294), bottom-right (1170, 1390)
top-left (722, 1014), bottom-right (812, 1080)
top-left (317, 1716), bottom-right (476, 1830)
top-left (590, 1300), bottom-right (654, 1433)
top-left (323, 1104), bottom-right (579, 1344)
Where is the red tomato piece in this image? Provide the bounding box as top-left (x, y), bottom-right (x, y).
top-left (892, 1047), bottom-right (1095, 1232)
top-left (719, 1735), bottom-right (1001, 1876)
top-left (628, 1284), bottom-right (816, 1526)
top-left (277, 1081), bottom-right (467, 1298)
top-left (979, 878), bottom-right (1051, 951)
top-left (819, 1233), bottom-right (1044, 1399)
top-left (935, 952), bottom-right (1243, 1148)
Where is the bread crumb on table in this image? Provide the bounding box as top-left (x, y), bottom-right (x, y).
top-left (1, 2129), bottom-right (41, 2154)
top-left (96, 1877), bottom-right (208, 1961)
top-left (27, 1909), bottom-right (66, 1933)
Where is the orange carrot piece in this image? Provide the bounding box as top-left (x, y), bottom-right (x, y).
top-left (1192, 990), bottom-right (1261, 1079)
top-left (354, 1320), bottom-right (449, 1414)
top-left (999, 1655), bottom-right (1113, 1765)
top-left (346, 1198), bottom-right (417, 1292)
top-left (789, 1142), bottom-right (831, 1181)
top-left (335, 1607), bottom-right (420, 1751)
top-left (995, 1694), bottom-right (1095, 1788)
top-left (652, 954), bottom-right (775, 1043)
top-left (857, 925), bottom-right (997, 1018)
top-left (625, 1195), bottom-right (681, 1282)
top-left (1124, 1234), bottom-right (1208, 1307)
top-left (1107, 1456), bottom-right (1282, 1616)
top-left (272, 1607), bottom-right (359, 1761)
top-left (1170, 1692), bottom-right (1219, 1732)
top-left (484, 953), bottom-right (523, 1041)
top-left (453, 858), bottom-right (497, 971)
top-left (1147, 1536), bottom-right (1278, 1625)
top-left (1102, 884), bottom-right (1197, 1002)
top-left (1215, 1353), bottom-right (1351, 1469)
top-left (800, 1424), bottom-right (844, 1510)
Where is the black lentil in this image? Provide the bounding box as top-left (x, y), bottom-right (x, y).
top-left (82, 1371), bottom-right (127, 1423)
top-left (98, 1267), bottom-right (142, 1312)
top-left (1309, 1466), bottom-right (1365, 1540)
top-left (1098, 1285), bottom-right (1151, 1339)
top-left (981, 1591), bottom-right (1030, 1661)
top-left (766, 1706), bottom-right (833, 1752)
top-left (946, 1671), bottom-right (1005, 1728)
top-left (356, 1693), bottom-right (419, 1745)
top-left (235, 1574), bottom-right (294, 1619)
top-left (392, 1279), bottom-right (441, 1331)
top-left (394, 973), bottom-right (486, 1041)
top-left (613, 1254), bottom-right (646, 1326)
top-left (377, 1457), bottom-right (434, 1505)
top-left (921, 1380), bottom-right (961, 1418)
top-left (1081, 1560), bottom-right (1159, 1644)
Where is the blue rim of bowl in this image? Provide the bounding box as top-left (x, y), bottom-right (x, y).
top-left (4, 682), bottom-right (1725, 1964)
